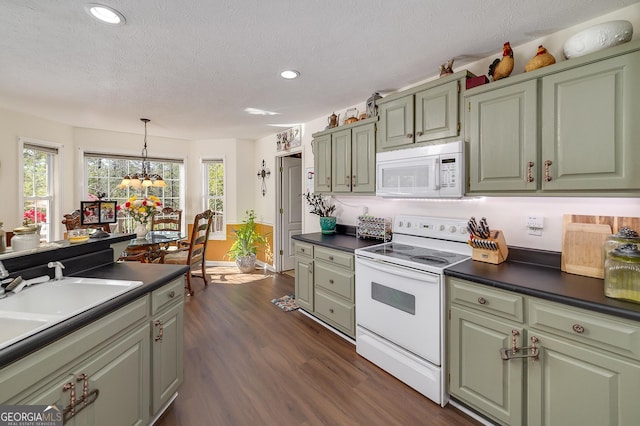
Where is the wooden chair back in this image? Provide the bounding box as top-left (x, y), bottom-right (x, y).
top-left (151, 207), bottom-right (182, 232)
top-left (185, 209), bottom-right (214, 269)
top-left (62, 210), bottom-right (110, 232)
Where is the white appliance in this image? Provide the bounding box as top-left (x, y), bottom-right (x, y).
top-left (355, 215), bottom-right (471, 406)
top-left (376, 140), bottom-right (465, 198)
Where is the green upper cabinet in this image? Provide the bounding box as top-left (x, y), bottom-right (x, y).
top-left (377, 72), bottom-right (469, 152)
top-left (467, 80), bottom-right (538, 192)
top-left (332, 122), bottom-right (376, 193)
top-left (313, 118), bottom-right (377, 195)
top-left (313, 133), bottom-right (331, 193)
top-left (466, 41), bottom-right (640, 195)
top-left (540, 52), bottom-right (640, 191)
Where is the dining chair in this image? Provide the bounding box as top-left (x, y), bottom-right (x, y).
top-left (151, 207), bottom-right (182, 232)
top-left (62, 210), bottom-right (110, 233)
top-left (159, 210), bottom-right (213, 295)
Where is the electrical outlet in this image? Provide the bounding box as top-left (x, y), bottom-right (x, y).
top-left (527, 215), bottom-right (544, 236)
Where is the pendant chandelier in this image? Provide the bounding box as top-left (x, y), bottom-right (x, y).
top-left (118, 118), bottom-right (166, 188)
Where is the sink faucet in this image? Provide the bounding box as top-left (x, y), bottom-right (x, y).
top-left (48, 261), bottom-right (65, 280)
top-left (0, 261), bottom-right (8, 279)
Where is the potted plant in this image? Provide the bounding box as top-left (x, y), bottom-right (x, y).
top-left (227, 210), bottom-right (268, 273)
top-left (303, 192), bottom-right (337, 234)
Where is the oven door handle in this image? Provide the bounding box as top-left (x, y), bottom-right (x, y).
top-left (357, 257), bottom-right (436, 281)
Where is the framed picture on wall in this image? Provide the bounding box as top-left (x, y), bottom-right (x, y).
top-left (276, 126), bottom-right (301, 151)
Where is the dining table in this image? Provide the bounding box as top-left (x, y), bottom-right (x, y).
top-left (123, 230), bottom-right (184, 262)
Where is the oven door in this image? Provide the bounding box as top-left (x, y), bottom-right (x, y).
top-left (355, 256), bottom-right (441, 364)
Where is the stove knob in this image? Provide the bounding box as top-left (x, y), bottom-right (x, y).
top-left (397, 221), bottom-right (404, 228)
top-left (406, 222), bottom-right (411, 228)
top-left (449, 226), bottom-right (457, 233)
top-left (439, 225), bottom-right (445, 231)
top-left (459, 227), bottom-right (467, 234)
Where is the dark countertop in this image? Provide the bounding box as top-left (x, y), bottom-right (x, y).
top-left (292, 232), bottom-right (383, 253)
top-left (446, 258), bottom-right (640, 322)
top-left (0, 262), bottom-right (189, 367)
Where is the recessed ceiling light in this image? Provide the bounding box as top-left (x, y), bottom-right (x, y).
top-left (244, 108), bottom-right (280, 116)
top-left (280, 70), bottom-right (300, 80)
top-left (85, 3), bottom-right (126, 25)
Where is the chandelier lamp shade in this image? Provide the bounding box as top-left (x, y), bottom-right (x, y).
top-left (119, 118), bottom-right (166, 189)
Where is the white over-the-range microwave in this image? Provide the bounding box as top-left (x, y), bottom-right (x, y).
top-left (376, 140), bottom-right (465, 198)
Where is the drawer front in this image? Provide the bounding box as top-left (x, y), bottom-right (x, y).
top-left (314, 291), bottom-right (355, 337)
top-left (314, 246), bottom-right (354, 270)
top-left (528, 298), bottom-right (640, 360)
top-left (294, 241), bottom-right (314, 257)
top-left (448, 278), bottom-right (524, 322)
top-left (152, 277), bottom-right (185, 315)
top-left (315, 262), bottom-right (354, 302)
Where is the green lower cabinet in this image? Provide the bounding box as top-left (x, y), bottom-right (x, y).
top-left (527, 331), bottom-right (640, 426)
top-left (21, 325), bottom-right (150, 426)
top-left (448, 277), bottom-right (640, 426)
top-left (294, 255), bottom-right (313, 312)
top-left (151, 302), bottom-right (184, 414)
top-left (449, 306), bottom-right (525, 426)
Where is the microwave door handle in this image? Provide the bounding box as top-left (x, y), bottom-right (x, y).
top-left (433, 158), bottom-right (440, 190)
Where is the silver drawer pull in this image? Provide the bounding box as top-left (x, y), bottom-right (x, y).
top-left (328, 256), bottom-right (334, 261)
top-left (329, 308), bottom-right (334, 314)
top-left (477, 297), bottom-right (487, 305)
top-left (168, 290), bottom-right (175, 298)
top-left (300, 248), bottom-right (305, 252)
top-left (329, 279), bottom-right (334, 284)
top-left (572, 324), bottom-right (585, 334)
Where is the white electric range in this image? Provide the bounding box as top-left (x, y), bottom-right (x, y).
top-left (354, 215), bottom-right (471, 406)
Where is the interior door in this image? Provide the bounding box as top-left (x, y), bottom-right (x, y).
top-left (281, 155), bottom-right (302, 271)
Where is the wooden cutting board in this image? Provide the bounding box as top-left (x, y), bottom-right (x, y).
top-left (561, 214), bottom-right (640, 279)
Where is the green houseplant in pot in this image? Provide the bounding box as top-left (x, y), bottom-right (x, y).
top-left (227, 210), bottom-right (268, 273)
top-left (303, 192), bottom-right (337, 234)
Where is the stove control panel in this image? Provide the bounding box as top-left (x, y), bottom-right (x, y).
top-left (394, 215), bottom-right (469, 243)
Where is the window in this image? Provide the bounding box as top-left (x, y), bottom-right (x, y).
top-left (84, 153), bottom-right (183, 227)
top-left (203, 159), bottom-right (225, 236)
top-left (21, 141), bottom-right (59, 242)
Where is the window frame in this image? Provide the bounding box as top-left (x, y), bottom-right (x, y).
top-left (203, 158), bottom-right (226, 240)
top-left (18, 138), bottom-right (63, 242)
top-left (81, 150), bottom-right (186, 233)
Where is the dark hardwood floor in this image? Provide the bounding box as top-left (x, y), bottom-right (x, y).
top-left (156, 271), bottom-right (481, 426)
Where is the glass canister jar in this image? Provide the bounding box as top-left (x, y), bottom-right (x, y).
top-left (11, 225), bottom-right (40, 252)
top-left (604, 227), bottom-right (640, 303)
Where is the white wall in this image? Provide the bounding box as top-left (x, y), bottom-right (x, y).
top-left (298, 3), bottom-right (640, 252)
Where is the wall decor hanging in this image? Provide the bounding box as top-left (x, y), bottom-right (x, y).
top-left (257, 159), bottom-right (271, 196)
top-left (276, 126), bottom-right (301, 151)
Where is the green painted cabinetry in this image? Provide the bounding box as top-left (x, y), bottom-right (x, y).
top-left (447, 277), bottom-right (640, 426)
top-left (294, 241), bottom-right (314, 312)
top-left (377, 72), bottom-right (469, 152)
top-left (313, 133), bottom-right (332, 192)
top-left (313, 118), bottom-right (377, 194)
top-left (466, 42), bottom-right (640, 195)
top-left (0, 277), bottom-right (186, 425)
top-left (294, 241), bottom-right (355, 338)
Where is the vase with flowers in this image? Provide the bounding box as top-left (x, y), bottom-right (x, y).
top-left (303, 192), bottom-right (337, 234)
top-left (118, 195), bottom-right (163, 238)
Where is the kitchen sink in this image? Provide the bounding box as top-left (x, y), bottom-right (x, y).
top-left (0, 277), bottom-right (143, 351)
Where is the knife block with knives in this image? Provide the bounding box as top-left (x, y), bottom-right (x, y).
top-left (470, 230), bottom-right (509, 264)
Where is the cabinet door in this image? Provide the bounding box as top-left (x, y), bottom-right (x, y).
top-left (467, 80), bottom-right (538, 192)
top-left (449, 306), bottom-right (525, 426)
top-left (378, 95), bottom-right (414, 150)
top-left (415, 80), bottom-right (459, 143)
top-left (151, 303), bottom-right (184, 414)
top-left (294, 256), bottom-right (313, 311)
top-left (23, 325), bottom-right (150, 426)
top-left (541, 51), bottom-right (640, 191)
top-left (313, 134), bottom-right (332, 192)
top-left (527, 331), bottom-right (640, 426)
top-left (331, 128), bottom-right (352, 193)
top-left (351, 122), bottom-right (376, 193)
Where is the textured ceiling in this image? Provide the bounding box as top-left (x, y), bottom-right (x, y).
top-left (0, 0), bottom-right (638, 140)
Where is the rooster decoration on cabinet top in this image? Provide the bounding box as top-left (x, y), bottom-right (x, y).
top-left (488, 42), bottom-right (514, 81)
top-left (525, 45), bottom-right (556, 72)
